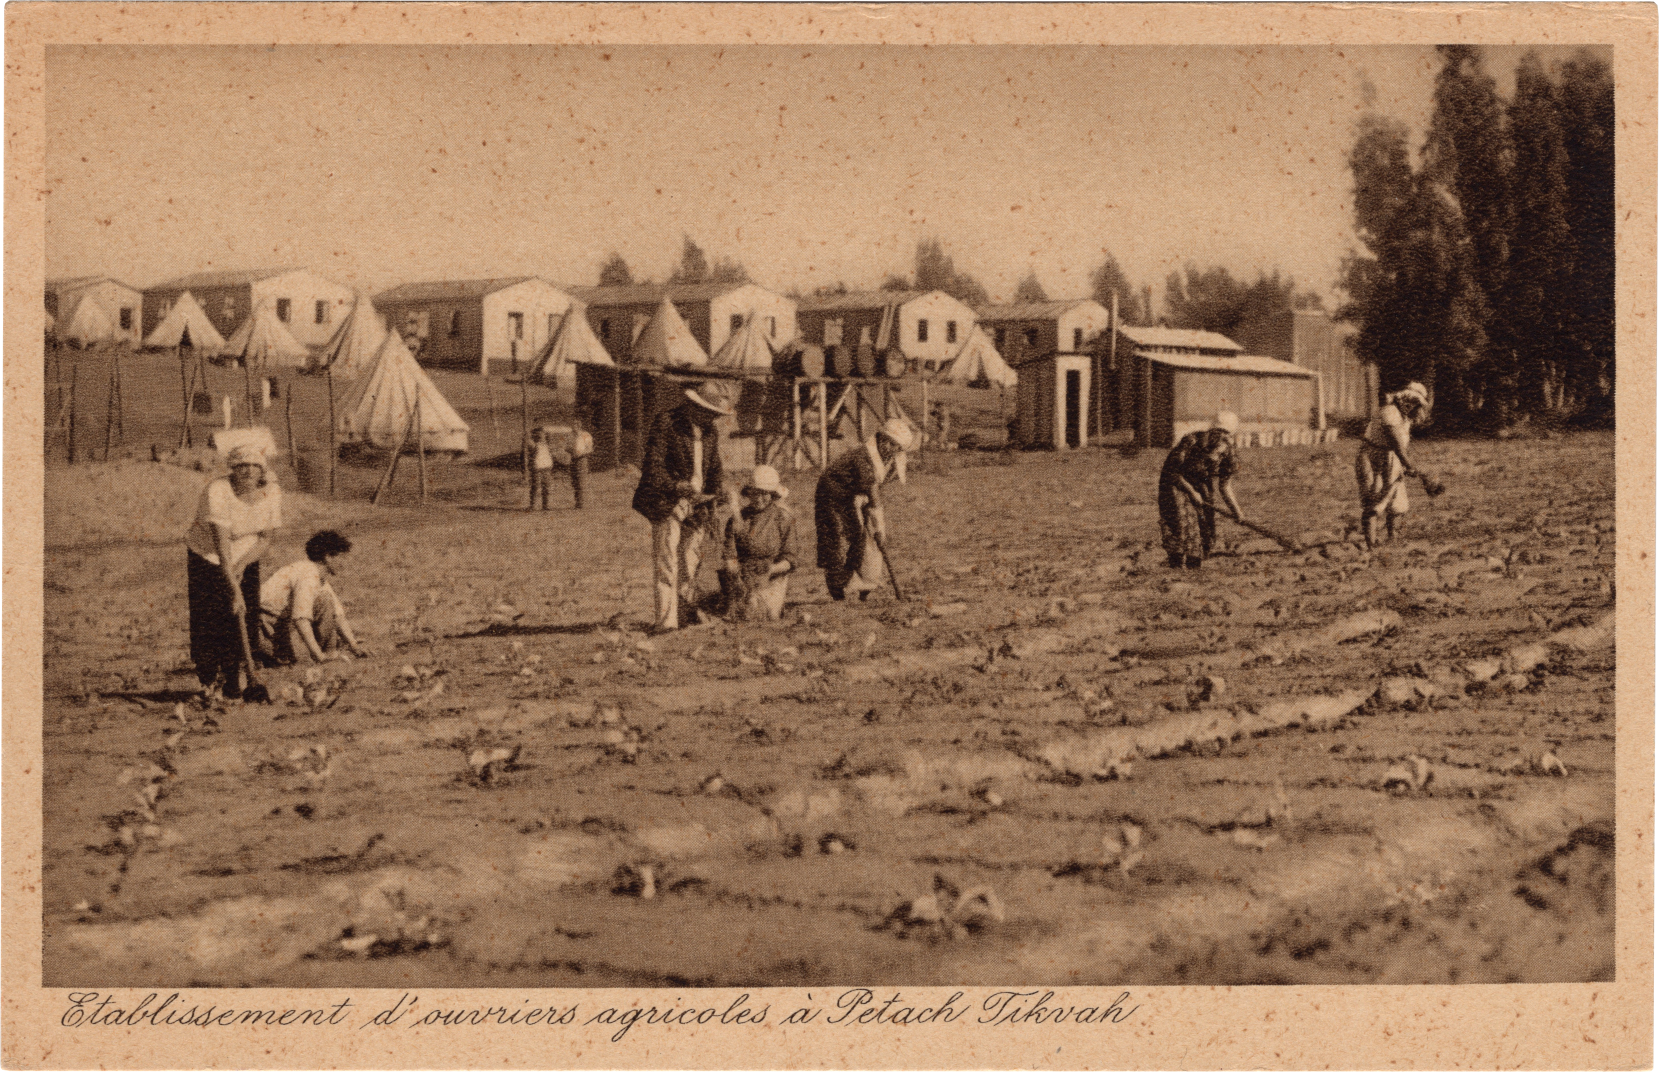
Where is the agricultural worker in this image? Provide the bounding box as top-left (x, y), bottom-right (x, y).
top-left (632, 378), bottom-right (734, 633)
top-left (184, 444), bottom-right (282, 699)
top-left (717, 465), bottom-right (800, 621)
top-left (814, 418), bottom-right (915, 601)
top-left (258, 530), bottom-right (372, 665)
top-left (1157, 411), bottom-right (1243, 570)
top-left (1356, 381), bottom-right (1431, 549)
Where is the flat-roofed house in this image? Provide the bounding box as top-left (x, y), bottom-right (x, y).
top-left (568, 282), bottom-right (797, 365)
top-left (373, 277), bottom-right (574, 375)
top-left (143, 267), bottom-right (355, 349)
top-left (796, 290), bottom-right (978, 371)
top-left (46, 276), bottom-right (144, 347)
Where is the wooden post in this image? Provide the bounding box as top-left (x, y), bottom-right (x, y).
top-left (484, 374), bottom-right (500, 442)
top-left (102, 360), bottom-right (117, 461)
top-left (817, 380), bottom-right (828, 468)
top-left (112, 353), bottom-right (125, 447)
top-left (242, 356), bottom-right (256, 426)
top-left (66, 364), bottom-right (77, 464)
top-left (414, 394), bottom-right (428, 506)
top-left (1107, 296), bottom-right (1119, 436)
top-left (611, 369), bottom-right (622, 474)
top-left (371, 413), bottom-right (414, 506)
top-left (326, 367), bottom-right (338, 499)
top-left (791, 378), bottom-right (801, 470)
top-left (177, 346), bottom-right (193, 448)
top-left (284, 387), bottom-right (296, 461)
top-left (920, 378), bottom-right (929, 468)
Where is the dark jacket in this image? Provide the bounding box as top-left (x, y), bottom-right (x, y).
top-left (632, 401), bottom-right (726, 523)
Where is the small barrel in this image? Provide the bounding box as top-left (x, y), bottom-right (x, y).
top-left (797, 344), bottom-right (826, 379)
top-left (828, 344), bottom-right (855, 378)
top-left (881, 347), bottom-right (907, 378)
top-left (855, 341), bottom-right (878, 378)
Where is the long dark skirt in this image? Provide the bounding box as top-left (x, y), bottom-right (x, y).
top-left (814, 489), bottom-right (866, 593)
top-left (187, 550), bottom-right (260, 692)
top-left (1157, 475), bottom-right (1216, 563)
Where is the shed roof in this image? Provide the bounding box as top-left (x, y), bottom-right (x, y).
top-left (375, 277), bottom-right (542, 303)
top-left (148, 266), bottom-right (303, 291)
top-left (566, 282), bottom-right (755, 307)
top-left (974, 299), bottom-right (1096, 322)
top-left (1118, 325), bottom-right (1242, 352)
top-left (1142, 351), bottom-right (1317, 377)
top-left (798, 289), bottom-right (921, 312)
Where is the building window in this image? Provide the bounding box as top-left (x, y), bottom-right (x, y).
top-left (509, 312), bottom-right (524, 339)
top-left (316, 300), bottom-right (330, 325)
top-left (1025, 328), bottom-right (1039, 347)
top-left (600, 318), bottom-right (610, 340)
top-left (275, 298), bottom-right (291, 322)
top-left (119, 307), bottom-right (132, 330)
top-left (731, 314), bottom-right (744, 334)
top-left (994, 327), bottom-right (1006, 350)
top-left (917, 319), bottom-right (929, 343)
top-left (1074, 327), bottom-right (1084, 350)
top-left (768, 316), bottom-right (777, 338)
top-left (946, 320), bottom-right (958, 344)
top-left (449, 311), bottom-right (462, 338)
top-left (824, 318), bottom-right (843, 346)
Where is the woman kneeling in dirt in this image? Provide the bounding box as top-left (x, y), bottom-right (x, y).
top-left (1355, 382), bottom-right (1429, 550)
top-left (259, 530), bottom-right (372, 664)
top-left (184, 445), bottom-right (282, 699)
top-left (1157, 411), bottom-right (1244, 569)
top-left (814, 418), bottom-right (914, 601)
top-left (715, 466), bottom-right (799, 621)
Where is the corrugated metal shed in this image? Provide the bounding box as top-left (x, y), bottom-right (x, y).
top-left (975, 299), bottom-right (1091, 321)
top-left (1117, 325), bottom-right (1242, 353)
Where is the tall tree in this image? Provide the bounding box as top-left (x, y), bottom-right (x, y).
top-left (597, 252), bottom-right (634, 287)
top-left (1559, 50), bottom-right (1616, 423)
top-left (910, 237), bottom-right (990, 306)
top-left (878, 273), bottom-right (911, 293)
top-left (1013, 271), bottom-right (1049, 303)
top-left (709, 255), bottom-right (750, 286)
top-left (669, 234), bottom-right (710, 285)
top-left (1090, 252), bottom-right (1143, 325)
top-left (1425, 46), bottom-right (1512, 332)
top-left (1504, 51), bottom-right (1575, 417)
top-left (1164, 264), bottom-right (1250, 335)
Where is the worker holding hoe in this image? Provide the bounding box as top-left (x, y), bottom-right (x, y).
top-left (1356, 381), bottom-right (1438, 549)
top-left (184, 443), bottom-right (282, 700)
top-left (632, 378), bottom-right (734, 633)
top-left (715, 465), bottom-right (800, 622)
top-left (1158, 411), bottom-right (1244, 569)
top-left (814, 418), bottom-right (915, 601)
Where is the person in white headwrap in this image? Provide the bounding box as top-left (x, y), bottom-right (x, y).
top-left (1157, 411), bottom-right (1244, 569)
top-left (1356, 381), bottom-right (1430, 549)
top-left (814, 418), bottom-right (915, 601)
top-left (183, 443), bottom-right (283, 697)
top-left (715, 464), bottom-right (800, 622)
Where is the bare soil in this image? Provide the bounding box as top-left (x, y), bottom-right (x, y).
top-left (41, 428), bottom-right (1616, 987)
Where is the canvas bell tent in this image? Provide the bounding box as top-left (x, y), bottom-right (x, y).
top-left (337, 329), bottom-right (470, 453)
top-left (143, 291), bottom-right (226, 354)
top-left (710, 310), bottom-right (779, 373)
top-left (223, 302), bottom-right (311, 369)
top-left (937, 325), bottom-right (1017, 387)
top-left (59, 294), bottom-right (121, 349)
top-left (311, 295), bottom-right (388, 380)
top-left (631, 297), bottom-right (709, 367)
top-left (529, 304), bottom-right (614, 395)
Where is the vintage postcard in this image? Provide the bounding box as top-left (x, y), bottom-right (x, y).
top-left (5, 3), bottom-right (1653, 1069)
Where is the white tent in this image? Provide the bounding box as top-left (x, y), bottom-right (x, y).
top-left (338, 328), bottom-right (469, 453)
top-left (223, 301), bottom-right (311, 369)
top-left (143, 291), bottom-right (226, 354)
top-left (710, 310), bottom-right (777, 372)
top-left (310, 294), bottom-right (386, 380)
top-left (60, 294), bottom-right (118, 347)
top-left (529, 305), bottom-right (614, 390)
top-left (937, 325), bottom-right (1017, 387)
top-left (632, 296), bottom-right (707, 367)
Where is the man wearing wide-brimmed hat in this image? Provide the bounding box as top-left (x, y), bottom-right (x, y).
top-left (716, 464), bottom-right (800, 622)
top-left (1356, 381), bottom-right (1431, 549)
top-left (814, 417), bottom-right (915, 601)
top-left (632, 378), bottom-right (734, 632)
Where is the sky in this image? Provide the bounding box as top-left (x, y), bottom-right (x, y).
top-left (45, 44), bottom-right (1605, 308)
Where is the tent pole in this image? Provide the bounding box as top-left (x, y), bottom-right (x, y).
top-left (243, 356), bottom-right (256, 427)
top-left (102, 360), bottom-right (117, 462)
top-left (791, 378), bottom-right (801, 470)
top-left (520, 371), bottom-right (531, 505)
top-left (611, 369), bottom-right (622, 474)
top-left (817, 381), bottom-right (828, 469)
top-left (485, 374), bottom-right (499, 443)
top-left (326, 367), bottom-right (338, 499)
top-left (284, 387), bottom-right (296, 463)
top-left (112, 352), bottom-right (125, 449)
top-left (177, 346), bottom-right (193, 449)
top-left (920, 379), bottom-right (929, 469)
top-left (414, 394), bottom-right (428, 506)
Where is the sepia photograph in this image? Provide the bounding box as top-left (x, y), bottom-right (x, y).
top-left (8, 7), bottom-right (1652, 1066)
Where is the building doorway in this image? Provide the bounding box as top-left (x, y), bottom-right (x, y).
top-left (1065, 369), bottom-right (1081, 448)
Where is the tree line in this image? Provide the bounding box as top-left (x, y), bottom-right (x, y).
top-left (1341, 46), bottom-right (1614, 430)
